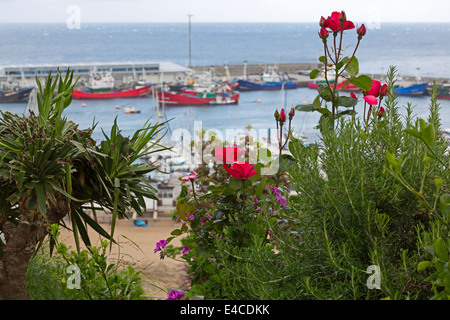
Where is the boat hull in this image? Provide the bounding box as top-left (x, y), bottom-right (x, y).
top-left (157, 90), bottom-right (239, 106)
top-left (72, 85), bottom-right (152, 99)
top-left (0, 86), bottom-right (34, 103)
top-left (394, 82), bottom-right (428, 96)
top-left (237, 79), bottom-right (298, 91)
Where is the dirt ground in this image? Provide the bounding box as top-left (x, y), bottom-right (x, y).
top-left (58, 218), bottom-right (191, 299)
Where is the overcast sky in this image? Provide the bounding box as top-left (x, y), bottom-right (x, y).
top-left (0, 0), bottom-right (448, 23)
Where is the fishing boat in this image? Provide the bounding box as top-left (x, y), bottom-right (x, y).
top-left (394, 82), bottom-right (428, 96)
top-left (437, 84), bottom-right (450, 100)
top-left (0, 86), bottom-right (34, 103)
top-left (85, 70), bottom-right (115, 93)
top-left (72, 84), bottom-right (152, 99)
top-left (236, 65), bottom-right (298, 91)
top-left (156, 90), bottom-right (239, 106)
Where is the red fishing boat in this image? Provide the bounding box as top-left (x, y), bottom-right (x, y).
top-left (72, 84), bottom-right (152, 99)
top-left (156, 90), bottom-right (240, 106)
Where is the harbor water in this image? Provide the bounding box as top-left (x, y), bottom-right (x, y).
top-left (0, 22), bottom-right (449, 144)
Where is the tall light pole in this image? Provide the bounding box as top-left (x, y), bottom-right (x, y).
top-left (188, 14), bottom-right (193, 68)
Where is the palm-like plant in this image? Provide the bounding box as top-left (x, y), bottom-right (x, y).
top-left (0, 69), bottom-right (168, 299)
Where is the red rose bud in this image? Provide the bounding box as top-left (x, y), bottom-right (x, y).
top-left (339, 11), bottom-right (347, 22)
top-left (377, 106), bottom-right (386, 118)
top-left (279, 108), bottom-right (286, 122)
top-left (274, 109), bottom-right (280, 121)
top-left (357, 24), bottom-right (367, 39)
top-left (379, 84), bottom-right (388, 97)
top-left (350, 91), bottom-right (357, 100)
top-left (289, 107), bottom-right (295, 120)
top-left (319, 27), bottom-right (329, 40)
top-left (319, 16), bottom-right (326, 27)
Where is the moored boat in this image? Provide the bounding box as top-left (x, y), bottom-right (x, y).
top-left (156, 90), bottom-right (239, 106)
top-left (236, 65), bottom-right (298, 91)
top-left (72, 84), bottom-right (152, 99)
top-left (394, 82), bottom-right (428, 96)
top-left (0, 86), bottom-right (34, 103)
top-left (437, 84), bottom-right (450, 100)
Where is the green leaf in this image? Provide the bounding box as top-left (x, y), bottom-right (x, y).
top-left (350, 75), bottom-right (372, 91)
top-left (312, 95), bottom-right (321, 110)
top-left (35, 183), bottom-right (47, 216)
top-left (439, 194), bottom-right (450, 219)
top-left (295, 104), bottom-right (315, 112)
top-left (422, 122), bottom-right (435, 146)
top-left (309, 69), bottom-right (320, 79)
top-left (336, 96), bottom-right (358, 108)
top-left (229, 176), bottom-right (243, 191)
top-left (417, 260), bottom-right (432, 271)
top-left (346, 57), bottom-right (359, 78)
top-left (434, 238), bottom-right (449, 261)
top-left (171, 229), bottom-right (183, 236)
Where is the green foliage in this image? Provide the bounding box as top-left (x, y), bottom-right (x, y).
top-left (0, 69), bottom-right (168, 253)
top-left (27, 224), bottom-right (147, 300)
top-left (282, 67), bottom-right (449, 300)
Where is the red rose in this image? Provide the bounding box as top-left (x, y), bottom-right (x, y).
top-left (366, 80), bottom-right (381, 98)
top-left (224, 162), bottom-right (258, 180)
top-left (325, 11), bottom-right (355, 32)
top-left (214, 146), bottom-right (245, 164)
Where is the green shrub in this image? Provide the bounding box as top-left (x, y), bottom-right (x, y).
top-left (27, 224), bottom-right (147, 300)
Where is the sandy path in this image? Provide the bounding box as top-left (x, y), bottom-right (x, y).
top-left (59, 218), bottom-right (191, 299)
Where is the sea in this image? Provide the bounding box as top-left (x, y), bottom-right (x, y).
top-left (0, 22), bottom-right (449, 145)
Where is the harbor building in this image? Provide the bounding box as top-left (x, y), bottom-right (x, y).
top-left (0, 61), bottom-right (190, 88)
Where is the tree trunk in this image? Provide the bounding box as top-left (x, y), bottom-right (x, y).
top-left (0, 221), bottom-right (41, 300)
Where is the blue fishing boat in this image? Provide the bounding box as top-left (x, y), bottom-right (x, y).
top-left (236, 65), bottom-right (298, 91)
top-left (394, 82), bottom-right (428, 96)
top-left (237, 79), bottom-right (298, 91)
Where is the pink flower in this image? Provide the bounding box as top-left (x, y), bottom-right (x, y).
top-left (166, 290), bottom-right (185, 300)
top-left (154, 239), bottom-right (168, 253)
top-left (350, 91), bottom-right (357, 100)
top-left (224, 162), bottom-right (258, 180)
top-left (181, 170), bottom-right (198, 182)
top-left (182, 246), bottom-right (192, 255)
top-left (363, 95), bottom-right (378, 105)
top-left (366, 80), bottom-right (381, 98)
top-left (214, 146), bottom-right (245, 164)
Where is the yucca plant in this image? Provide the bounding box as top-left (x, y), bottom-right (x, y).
top-left (0, 69), bottom-right (168, 299)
